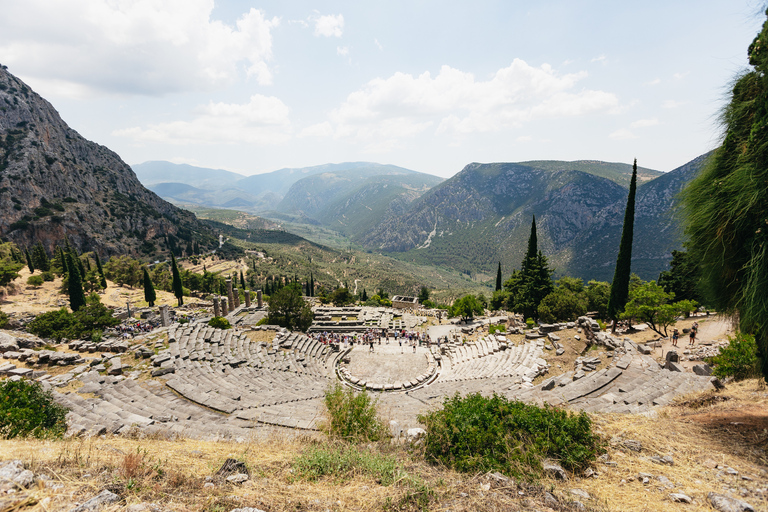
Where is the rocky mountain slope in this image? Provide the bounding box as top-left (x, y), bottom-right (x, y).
top-left (0, 65), bottom-right (215, 257)
top-left (359, 156), bottom-right (710, 282)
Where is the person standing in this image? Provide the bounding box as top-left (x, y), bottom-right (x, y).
top-left (672, 328), bottom-right (679, 347)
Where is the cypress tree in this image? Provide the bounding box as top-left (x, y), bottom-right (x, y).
top-left (607, 158), bottom-right (638, 326)
top-left (361, 288), bottom-right (368, 301)
top-left (66, 253), bottom-right (86, 312)
top-left (240, 270), bottom-right (245, 289)
top-left (171, 253), bottom-right (184, 306)
top-left (94, 252), bottom-right (107, 289)
top-left (143, 267), bottom-right (156, 307)
top-left (31, 242), bottom-right (50, 272)
top-left (523, 216), bottom-right (538, 272)
top-left (495, 261), bottom-right (502, 291)
top-left (310, 273), bottom-right (315, 297)
top-left (59, 247), bottom-right (68, 276)
top-left (24, 248), bottom-right (34, 273)
top-left (77, 255), bottom-right (86, 281)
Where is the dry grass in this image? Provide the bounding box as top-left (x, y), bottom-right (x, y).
top-left (0, 378), bottom-right (766, 511)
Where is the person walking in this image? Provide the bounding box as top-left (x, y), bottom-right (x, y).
top-left (672, 328), bottom-right (679, 347)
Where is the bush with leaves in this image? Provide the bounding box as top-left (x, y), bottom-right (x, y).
top-left (418, 393), bottom-right (602, 480)
top-left (0, 310), bottom-right (9, 329)
top-left (26, 295), bottom-right (118, 341)
top-left (707, 332), bottom-right (760, 381)
top-left (620, 280), bottom-right (697, 337)
top-left (449, 294), bottom-right (484, 322)
top-left (268, 284), bottom-right (313, 331)
top-left (26, 275), bottom-right (44, 287)
top-left (208, 316), bottom-right (232, 329)
top-left (322, 382), bottom-right (387, 442)
top-left (0, 380), bottom-right (68, 438)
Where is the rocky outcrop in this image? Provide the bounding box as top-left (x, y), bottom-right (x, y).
top-left (0, 65), bottom-right (215, 258)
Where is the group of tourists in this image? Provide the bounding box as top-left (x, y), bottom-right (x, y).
top-left (310, 328), bottom-right (433, 354)
top-left (670, 321), bottom-right (699, 348)
top-left (114, 321), bottom-right (157, 337)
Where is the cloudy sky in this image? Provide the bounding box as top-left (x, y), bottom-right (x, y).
top-left (0, 1), bottom-right (764, 177)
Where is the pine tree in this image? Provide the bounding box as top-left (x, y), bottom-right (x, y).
top-left (24, 248), bottom-right (34, 273)
top-left (143, 267), bottom-right (156, 307)
top-left (170, 253), bottom-right (184, 307)
top-left (495, 261), bottom-right (502, 291)
top-left (94, 252), bottom-right (107, 289)
top-left (504, 215), bottom-right (553, 319)
top-left (607, 159), bottom-right (638, 327)
top-left (66, 253), bottom-right (86, 312)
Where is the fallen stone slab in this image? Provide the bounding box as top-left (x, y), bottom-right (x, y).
top-left (68, 489), bottom-right (121, 512)
top-left (708, 492), bottom-right (755, 512)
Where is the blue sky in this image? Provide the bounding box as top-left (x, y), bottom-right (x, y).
top-left (0, 1), bottom-right (764, 177)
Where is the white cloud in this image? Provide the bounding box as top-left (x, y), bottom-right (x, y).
top-left (375, 39), bottom-right (384, 51)
top-left (114, 95), bottom-right (291, 145)
top-left (299, 122), bottom-right (334, 138)
top-left (314, 14), bottom-right (344, 37)
top-left (609, 128), bottom-right (637, 140)
top-left (516, 135), bottom-right (533, 143)
top-left (663, 100), bottom-right (684, 109)
top-left (631, 118), bottom-right (659, 128)
top-left (337, 46), bottom-right (349, 56)
top-left (646, 78), bottom-right (661, 86)
top-left (673, 72), bottom-right (688, 80)
top-left (591, 55), bottom-right (607, 64)
top-left (324, 59), bottom-right (619, 143)
top-left (0, 0), bottom-right (279, 97)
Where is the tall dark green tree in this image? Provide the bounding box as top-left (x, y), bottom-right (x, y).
top-left (31, 242), bottom-right (50, 272)
top-left (504, 216), bottom-right (553, 319)
top-left (309, 273), bottom-right (315, 297)
top-left (94, 252), bottom-right (107, 289)
top-left (170, 253), bottom-right (184, 306)
top-left (607, 159), bottom-right (638, 327)
top-left (682, 12), bottom-right (768, 382)
top-left (24, 248), bottom-right (34, 273)
top-left (495, 261), bottom-right (502, 291)
top-left (66, 253), bottom-right (86, 312)
top-left (143, 267), bottom-right (156, 307)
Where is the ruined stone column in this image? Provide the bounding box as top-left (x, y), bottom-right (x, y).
top-left (257, 290), bottom-right (263, 308)
top-left (244, 290), bottom-right (251, 308)
top-left (213, 296), bottom-right (220, 317)
top-left (227, 278), bottom-right (235, 309)
top-left (159, 305), bottom-right (170, 327)
top-left (221, 297), bottom-right (228, 316)
top-left (233, 288), bottom-right (241, 308)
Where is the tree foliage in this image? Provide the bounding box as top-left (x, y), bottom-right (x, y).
top-left (658, 250), bottom-right (702, 303)
top-left (620, 280), bottom-right (697, 337)
top-left (538, 278), bottom-right (588, 323)
top-left (450, 294), bottom-right (484, 322)
top-left (268, 284), bottom-right (313, 331)
top-left (170, 253), bottom-right (183, 306)
top-left (143, 267), bottom-right (156, 307)
top-left (503, 216), bottom-right (554, 319)
top-left (0, 380), bottom-right (68, 439)
top-left (26, 296), bottom-right (118, 341)
top-left (681, 13), bottom-right (768, 381)
top-left (104, 255), bottom-right (142, 288)
top-left (66, 252), bottom-right (87, 312)
top-left (608, 159), bottom-right (638, 322)
top-left (31, 242), bottom-right (50, 272)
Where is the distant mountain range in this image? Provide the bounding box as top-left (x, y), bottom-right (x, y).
top-left (136, 156), bottom-right (709, 282)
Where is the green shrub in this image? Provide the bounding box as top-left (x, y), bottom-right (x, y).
top-left (418, 393), bottom-right (602, 480)
top-left (26, 275), bottom-right (44, 287)
top-left (26, 301), bottom-right (119, 341)
top-left (41, 271), bottom-right (55, 282)
top-left (208, 316), bottom-right (231, 329)
top-left (0, 380), bottom-right (68, 438)
top-left (0, 310), bottom-right (9, 329)
top-left (322, 383), bottom-right (387, 442)
top-left (488, 323), bottom-right (506, 335)
top-left (707, 332), bottom-right (760, 381)
top-left (525, 318), bottom-right (535, 329)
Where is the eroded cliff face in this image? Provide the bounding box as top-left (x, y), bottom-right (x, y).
top-left (0, 66), bottom-right (214, 257)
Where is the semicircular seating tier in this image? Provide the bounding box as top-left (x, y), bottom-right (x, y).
top-left (51, 324), bottom-right (721, 437)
